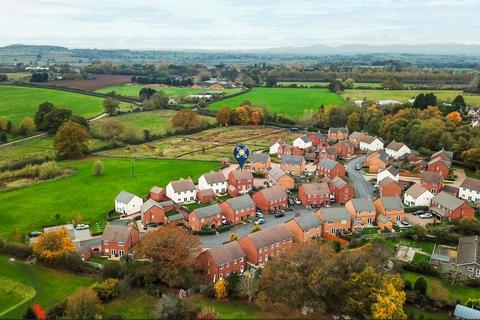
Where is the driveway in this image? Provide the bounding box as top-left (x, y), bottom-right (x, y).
top-left (346, 156), bottom-right (373, 199)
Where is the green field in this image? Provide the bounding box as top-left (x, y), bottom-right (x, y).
top-left (91, 110), bottom-right (216, 137)
top-left (341, 89), bottom-right (480, 105)
top-left (277, 81), bottom-right (391, 88)
top-left (188, 294), bottom-right (260, 319)
top-left (0, 86), bottom-right (130, 126)
top-left (208, 87), bottom-right (345, 119)
top-left (0, 157), bottom-right (217, 239)
top-left (97, 84), bottom-right (242, 98)
top-left (0, 255), bottom-right (95, 319)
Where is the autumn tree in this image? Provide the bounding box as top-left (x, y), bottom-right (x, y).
top-left (53, 121), bottom-right (90, 159)
top-left (143, 92), bottom-right (168, 110)
top-left (214, 278), bottom-right (228, 300)
top-left (235, 106), bottom-right (250, 125)
top-left (371, 275), bottom-right (407, 320)
top-left (344, 266), bottom-right (382, 318)
top-left (446, 111), bottom-right (462, 124)
top-left (135, 226), bottom-right (201, 287)
top-left (65, 288), bottom-right (102, 320)
top-left (239, 271), bottom-right (259, 303)
top-left (103, 97), bottom-right (120, 115)
top-left (347, 112), bottom-right (361, 132)
top-left (100, 119), bottom-right (126, 146)
top-left (171, 109), bottom-right (202, 131)
top-left (251, 109), bottom-right (263, 125)
top-left (230, 232), bottom-right (238, 241)
top-left (92, 160), bottom-right (104, 176)
top-left (156, 295), bottom-right (185, 319)
top-left (18, 117), bottom-right (35, 135)
top-left (216, 106), bottom-right (232, 125)
top-left (328, 79), bottom-right (345, 92)
top-left (32, 227), bottom-right (76, 259)
top-left (196, 308), bottom-right (218, 320)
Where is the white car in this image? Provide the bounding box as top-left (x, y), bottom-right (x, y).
top-left (294, 198), bottom-right (301, 205)
top-left (75, 224), bottom-right (90, 230)
top-left (420, 212), bottom-right (433, 219)
top-left (221, 216), bottom-right (228, 225)
top-left (254, 218), bottom-right (265, 225)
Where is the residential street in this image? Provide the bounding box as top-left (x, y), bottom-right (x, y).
top-left (346, 155), bottom-right (374, 199)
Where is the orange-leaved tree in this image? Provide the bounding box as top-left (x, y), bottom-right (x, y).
top-left (214, 278), bottom-right (228, 300)
top-left (33, 227), bottom-right (76, 259)
top-left (446, 111), bottom-right (462, 124)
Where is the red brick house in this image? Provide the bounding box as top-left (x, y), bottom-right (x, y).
top-left (141, 199), bottom-right (166, 225)
top-left (345, 198), bottom-right (376, 230)
top-left (328, 127), bottom-right (349, 141)
top-left (333, 141), bottom-right (355, 159)
top-left (329, 176), bottom-right (354, 204)
top-left (149, 186), bottom-right (166, 202)
top-left (198, 241), bottom-right (246, 282)
top-left (267, 167), bottom-right (295, 190)
top-left (252, 186), bottom-right (288, 213)
top-left (228, 170), bottom-right (254, 194)
top-left (308, 131), bottom-right (328, 147)
top-left (431, 149), bottom-right (454, 162)
top-left (238, 224), bottom-right (294, 267)
top-left (189, 204), bottom-right (224, 231)
top-left (378, 177), bottom-right (402, 197)
top-left (421, 171), bottom-right (444, 195)
top-left (298, 182), bottom-right (331, 208)
top-left (349, 131), bottom-right (366, 147)
top-left (280, 155), bottom-right (306, 176)
top-left (317, 158), bottom-right (345, 179)
top-left (249, 153), bottom-right (271, 174)
top-left (220, 194), bottom-right (256, 225)
top-left (374, 196), bottom-right (405, 226)
top-left (197, 189), bottom-right (216, 203)
top-left (286, 214), bottom-right (322, 242)
top-left (277, 144), bottom-right (304, 158)
top-left (316, 207), bottom-right (352, 235)
top-left (101, 222), bottom-right (140, 258)
top-left (430, 191), bottom-right (475, 221)
top-left (428, 157), bottom-right (451, 179)
top-left (318, 146), bottom-right (339, 160)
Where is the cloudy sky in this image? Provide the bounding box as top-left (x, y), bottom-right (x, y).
top-left (0, 0), bottom-right (478, 50)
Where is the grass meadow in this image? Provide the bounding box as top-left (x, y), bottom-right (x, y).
top-left (96, 84), bottom-right (242, 98)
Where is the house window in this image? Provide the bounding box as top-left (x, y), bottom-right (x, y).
top-left (119, 250), bottom-right (125, 256)
top-left (476, 269), bottom-right (480, 277)
top-left (468, 266), bottom-right (474, 272)
top-left (239, 257), bottom-right (244, 262)
top-left (220, 264), bottom-right (224, 270)
top-left (118, 242), bottom-right (125, 246)
top-left (104, 241), bottom-right (109, 245)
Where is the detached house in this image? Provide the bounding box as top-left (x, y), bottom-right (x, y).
top-left (308, 131), bottom-right (328, 147)
top-left (249, 153), bottom-right (271, 174)
top-left (269, 139), bottom-right (284, 155)
top-left (149, 186), bottom-right (166, 202)
top-left (220, 195), bottom-right (256, 225)
top-left (293, 135), bottom-right (313, 149)
top-left (374, 196), bottom-right (405, 230)
top-left (430, 191), bottom-right (475, 221)
top-left (299, 182), bottom-right (331, 208)
top-left (189, 203), bottom-right (224, 231)
top-left (329, 176), bottom-right (354, 204)
top-left (459, 178), bottom-right (480, 204)
top-left (359, 135), bottom-right (384, 152)
top-left (141, 199), bottom-right (166, 225)
top-left (252, 186), bottom-right (288, 213)
top-left (404, 184), bottom-right (434, 207)
top-left (198, 172), bottom-right (228, 195)
top-left (228, 170), bottom-right (254, 195)
top-left (345, 198), bottom-right (376, 230)
top-left (286, 214), bottom-right (323, 242)
top-left (316, 207), bottom-right (351, 235)
top-left (281, 155), bottom-right (306, 176)
top-left (366, 150), bottom-right (388, 174)
top-left (238, 224), bottom-right (294, 267)
top-left (378, 177), bottom-right (402, 197)
top-left (277, 144), bottom-right (304, 158)
top-left (431, 149), bottom-right (454, 162)
top-left (101, 222), bottom-right (140, 258)
top-left (421, 171), bottom-right (444, 195)
top-left (427, 157), bottom-right (451, 179)
top-left (385, 141), bottom-right (411, 159)
top-left (317, 158), bottom-right (345, 179)
top-left (318, 146), bottom-right (339, 160)
top-left (115, 191), bottom-right (143, 216)
top-left (328, 127), bottom-right (349, 141)
top-left (198, 241), bottom-right (246, 282)
top-left (166, 178), bottom-right (197, 204)
top-left (333, 140), bottom-right (355, 159)
top-left (456, 236), bottom-right (480, 278)
top-left (267, 167), bottom-right (294, 190)
top-left (349, 131), bottom-right (366, 147)
top-left (377, 166), bottom-right (400, 182)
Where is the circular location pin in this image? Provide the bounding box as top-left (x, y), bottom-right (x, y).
top-left (233, 144), bottom-right (250, 169)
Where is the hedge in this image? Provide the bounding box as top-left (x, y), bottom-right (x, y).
top-left (0, 239), bottom-right (33, 259)
top-left (405, 206), bottom-right (429, 213)
top-left (193, 229), bottom-right (216, 235)
top-left (217, 224), bottom-right (233, 233)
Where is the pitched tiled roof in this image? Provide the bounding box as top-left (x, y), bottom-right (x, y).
top-left (457, 236), bottom-right (480, 265)
top-left (167, 213), bottom-right (185, 222)
top-left (320, 146), bottom-right (338, 156)
top-left (432, 149), bottom-right (453, 161)
top-left (198, 188), bottom-right (215, 196)
top-left (428, 157), bottom-right (452, 168)
top-left (268, 167), bottom-right (287, 180)
top-left (202, 172), bottom-right (227, 184)
top-left (101, 224), bottom-right (132, 242)
top-left (115, 191), bottom-right (138, 203)
top-left (141, 199), bottom-right (163, 213)
top-left (150, 186), bottom-right (164, 193)
top-left (250, 153), bottom-right (270, 164)
top-left (301, 182), bottom-right (330, 195)
top-left (421, 171), bottom-right (443, 185)
top-left (329, 127), bottom-right (349, 134)
top-left (282, 155), bottom-right (305, 165)
top-left (293, 214), bottom-right (322, 232)
top-left (431, 191), bottom-right (464, 211)
top-left (460, 178), bottom-right (480, 192)
top-left (231, 170), bottom-right (254, 181)
top-left (318, 158), bottom-right (340, 170)
top-left (194, 203), bottom-right (222, 219)
top-left (379, 196), bottom-right (404, 210)
top-left (386, 140), bottom-right (406, 151)
top-left (246, 224), bottom-right (293, 249)
top-left (379, 177), bottom-right (399, 188)
top-left (349, 131), bottom-right (364, 139)
top-left (331, 176), bottom-right (347, 188)
top-left (351, 198), bottom-right (376, 212)
top-left (208, 241), bottom-right (246, 265)
top-left (386, 166), bottom-right (399, 176)
top-left (258, 186), bottom-right (288, 201)
top-left (170, 178), bottom-right (196, 193)
top-left (317, 207), bottom-right (350, 221)
top-left (226, 195), bottom-right (255, 211)
top-left (405, 184), bottom-right (430, 198)
top-left (361, 135), bottom-right (378, 144)
top-left (299, 135), bottom-right (312, 143)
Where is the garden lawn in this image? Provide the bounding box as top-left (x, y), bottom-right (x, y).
top-left (102, 289), bottom-right (157, 319)
top-left (0, 255), bottom-right (96, 319)
top-left (0, 85), bottom-right (113, 125)
top-left (188, 294), bottom-right (260, 319)
top-left (208, 87), bottom-right (345, 120)
top-left (404, 306), bottom-right (449, 320)
top-left (402, 271), bottom-right (480, 305)
top-left (340, 89), bottom-right (480, 105)
top-left (382, 237), bottom-right (435, 254)
top-left (96, 84), bottom-right (242, 98)
top-left (0, 157), bottom-right (218, 239)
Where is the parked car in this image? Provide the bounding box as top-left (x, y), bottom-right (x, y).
top-left (75, 224), bottom-right (90, 230)
top-left (30, 231), bottom-right (43, 237)
top-left (146, 223), bottom-right (158, 228)
top-left (255, 212), bottom-right (264, 218)
top-left (274, 212), bottom-right (285, 218)
top-left (294, 198), bottom-right (301, 205)
top-left (400, 220), bottom-right (410, 226)
top-left (420, 212), bottom-right (433, 219)
top-left (288, 199), bottom-right (294, 205)
top-left (413, 210), bottom-right (425, 216)
top-left (221, 216), bottom-right (227, 225)
top-left (355, 163), bottom-right (362, 170)
top-left (255, 218), bottom-right (265, 225)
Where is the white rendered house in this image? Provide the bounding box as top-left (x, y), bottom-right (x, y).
top-left (359, 136), bottom-right (384, 152)
top-left (377, 166), bottom-right (400, 182)
top-left (198, 172), bottom-right (228, 195)
top-left (385, 141), bottom-right (411, 159)
top-left (459, 178), bottom-right (480, 204)
top-left (166, 179), bottom-right (197, 204)
top-left (293, 135), bottom-right (313, 150)
top-left (404, 184), bottom-right (434, 207)
top-left (115, 191), bottom-right (143, 215)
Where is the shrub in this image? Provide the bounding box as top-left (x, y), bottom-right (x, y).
top-left (65, 288), bottom-right (102, 320)
top-left (156, 295), bottom-right (185, 320)
top-left (402, 262), bottom-right (438, 277)
top-left (196, 308), bottom-right (218, 320)
top-left (92, 160), bottom-right (105, 176)
top-left (414, 276), bottom-right (428, 295)
top-left (38, 161), bottom-right (62, 180)
top-left (92, 278), bottom-right (120, 302)
top-left (0, 239), bottom-right (33, 259)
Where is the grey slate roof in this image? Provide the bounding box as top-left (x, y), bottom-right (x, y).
top-left (299, 135), bottom-right (312, 143)
top-left (194, 203), bottom-right (223, 219)
top-left (329, 127), bottom-right (349, 134)
top-left (225, 194), bottom-right (255, 211)
top-left (453, 304), bottom-right (480, 320)
top-left (202, 172), bottom-right (227, 184)
top-left (231, 170), bottom-right (254, 181)
top-left (101, 224), bottom-right (132, 243)
top-left (351, 198), bottom-right (376, 212)
top-left (386, 166), bottom-right (399, 176)
top-left (282, 155), bottom-right (305, 165)
top-left (431, 191), bottom-right (465, 211)
top-left (318, 158), bottom-right (340, 170)
top-left (386, 140), bottom-right (406, 151)
top-left (167, 213), bottom-right (185, 222)
top-left (331, 176), bottom-right (347, 188)
top-left (421, 171), bottom-right (443, 184)
top-left (432, 149), bottom-right (453, 161)
top-left (456, 236), bottom-right (480, 266)
top-left (246, 224), bottom-right (293, 249)
top-left (405, 184), bottom-right (429, 198)
top-left (317, 207), bottom-right (350, 221)
top-left (377, 214), bottom-right (389, 224)
top-left (170, 178), bottom-right (196, 193)
top-left (268, 167), bottom-right (287, 180)
top-left (379, 196), bottom-right (404, 210)
top-left (250, 153), bottom-right (270, 164)
top-left (141, 199), bottom-right (163, 213)
top-left (259, 186), bottom-right (288, 201)
top-left (460, 178), bottom-right (480, 192)
top-left (428, 157), bottom-right (452, 168)
top-left (115, 191), bottom-right (137, 204)
top-left (208, 241), bottom-right (246, 265)
top-left (293, 214), bottom-right (322, 232)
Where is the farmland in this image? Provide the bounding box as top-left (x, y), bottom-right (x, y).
top-left (0, 255), bottom-right (95, 319)
top-left (0, 85), bottom-right (131, 125)
top-left (91, 109), bottom-right (216, 138)
top-left (100, 126), bottom-right (300, 161)
top-left (96, 84), bottom-right (243, 98)
top-left (52, 74), bottom-right (133, 91)
top-left (278, 81), bottom-right (388, 88)
top-left (207, 87), bottom-right (345, 119)
top-left (0, 157), bottom-right (218, 239)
